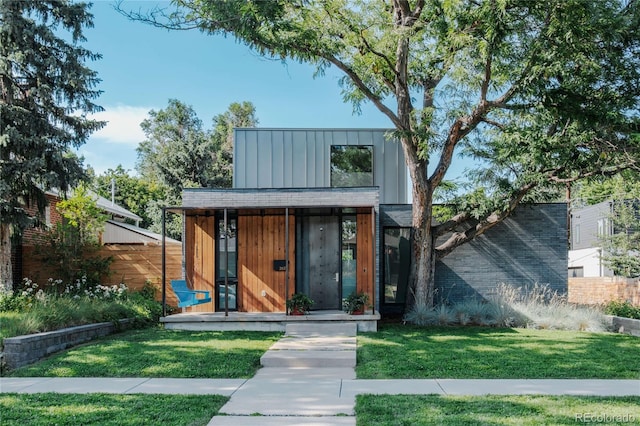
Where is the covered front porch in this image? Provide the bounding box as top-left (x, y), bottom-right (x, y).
top-left (160, 310), bottom-right (380, 332)
top-left (160, 187), bottom-right (380, 326)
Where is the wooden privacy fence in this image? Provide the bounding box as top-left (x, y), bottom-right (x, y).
top-left (21, 243), bottom-right (183, 306)
top-left (101, 244), bottom-right (182, 303)
top-left (568, 277), bottom-right (640, 306)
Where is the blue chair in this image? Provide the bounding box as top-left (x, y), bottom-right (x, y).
top-left (170, 279), bottom-right (211, 311)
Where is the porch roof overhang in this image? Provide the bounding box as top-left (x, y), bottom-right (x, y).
top-left (174, 187), bottom-right (380, 211)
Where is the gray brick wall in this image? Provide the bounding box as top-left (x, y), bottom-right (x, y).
top-left (182, 187), bottom-right (379, 209)
top-left (435, 203), bottom-right (568, 303)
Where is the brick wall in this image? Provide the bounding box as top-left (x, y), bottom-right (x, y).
top-left (568, 277), bottom-right (640, 306)
top-left (435, 203), bottom-right (568, 303)
top-left (21, 193), bottom-right (63, 245)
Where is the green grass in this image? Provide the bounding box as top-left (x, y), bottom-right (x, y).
top-left (0, 393), bottom-right (227, 426)
top-left (357, 324), bottom-right (640, 379)
top-left (7, 327), bottom-right (281, 378)
top-left (356, 395), bottom-right (640, 426)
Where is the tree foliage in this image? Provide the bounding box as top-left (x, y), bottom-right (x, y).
top-left (210, 101), bottom-right (258, 188)
top-left (0, 0), bottom-right (104, 291)
top-left (602, 199), bottom-right (640, 278)
top-left (129, 0), bottom-right (640, 308)
top-left (136, 99), bottom-right (258, 239)
top-left (91, 165), bottom-right (164, 229)
top-left (35, 184), bottom-right (112, 287)
top-left (575, 170), bottom-right (640, 207)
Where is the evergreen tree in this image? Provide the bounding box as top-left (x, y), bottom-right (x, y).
top-left (0, 0), bottom-right (104, 291)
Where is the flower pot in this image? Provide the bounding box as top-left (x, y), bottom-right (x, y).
top-left (350, 308), bottom-right (364, 315)
top-left (290, 308), bottom-right (305, 316)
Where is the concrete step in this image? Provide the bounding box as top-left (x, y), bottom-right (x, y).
top-left (261, 349), bottom-right (356, 368)
top-left (285, 322), bottom-right (357, 337)
top-left (270, 336), bottom-right (356, 351)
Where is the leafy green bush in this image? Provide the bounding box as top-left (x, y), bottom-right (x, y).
top-left (604, 300), bottom-right (640, 319)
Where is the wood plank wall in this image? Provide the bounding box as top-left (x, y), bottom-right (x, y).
top-left (238, 211), bottom-right (296, 312)
top-left (356, 212), bottom-right (374, 298)
top-left (21, 243), bottom-right (183, 307)
top-left (184, 215), bottom-right (216, 313)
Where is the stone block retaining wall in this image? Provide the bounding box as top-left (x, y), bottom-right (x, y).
top-left (2, 319), bottom-right (133, 370)
top-left (604, 315), bottom-right (640, 337)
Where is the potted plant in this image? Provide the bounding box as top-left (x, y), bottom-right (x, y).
top-left (286, 293), bottom-right (314, 315)
top-left (343, 292), bottom-right (370, 315)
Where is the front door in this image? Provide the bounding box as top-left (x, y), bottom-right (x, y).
top-left (299, 215), bottom-right (341, 310)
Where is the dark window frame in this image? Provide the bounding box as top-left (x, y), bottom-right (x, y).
top-left (330, 145), bottom-right (374, 188)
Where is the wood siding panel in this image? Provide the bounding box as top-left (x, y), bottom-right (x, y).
top-left (356, 213), bottom-right (374, 298)
top-left (238, 213), bottom-right (295, 312)
top-left (22, 243), bottom-right (183, 307)
top-left (185, 215), bottom-right (215, 312)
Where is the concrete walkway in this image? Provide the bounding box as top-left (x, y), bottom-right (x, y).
top-left (1, 322), bottom-right (639, 426)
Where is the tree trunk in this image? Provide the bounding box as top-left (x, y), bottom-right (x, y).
top-left (0, 223), bottom-right (13, 292)
top-left (401, 140), bottom-right (436, 309)
top-left (407, 190), bottom-right (436, 309)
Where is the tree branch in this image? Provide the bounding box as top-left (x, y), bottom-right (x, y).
top-left (433, 211), bottom-right (472, 237)
top-left (324, 55), bottom-right (404, 130)
top-left (435, 182), bottom-right (537, 259)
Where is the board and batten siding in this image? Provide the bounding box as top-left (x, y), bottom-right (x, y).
top-left (233, 128), bottom-right (408, 204)
top-left (184, 215), bottom-right (216, 313)
top-left (238, 211), bottom-right (296, 312)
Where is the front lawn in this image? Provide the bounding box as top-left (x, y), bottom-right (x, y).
top-left (7, 327), bottom-right (281, 378)
top-left (356, 395), bottom-right (640, 426)
top-left (0, 393), bottom-right (226, 426)
top-left (357, 324), bottom-right (640, 379)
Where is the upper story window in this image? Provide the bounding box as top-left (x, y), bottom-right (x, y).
top-left (330, 145), bottom-right (373, 187)
top-left (597, 218), bottom-right (611, 237)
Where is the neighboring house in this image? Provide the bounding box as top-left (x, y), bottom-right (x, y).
top-left (166, 128), bottom-right (567, 315)
top-left (569, 200), bottom-right (638, 278)
top-left (15, 189), bottom-right (157, 283)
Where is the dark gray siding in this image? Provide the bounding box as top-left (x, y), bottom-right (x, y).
top-left (234, 129), bottom-right (408, 204)
top-left (380, 203), bottom-right (568, 304)
top-left (570, 201), bottom-right (612, 250)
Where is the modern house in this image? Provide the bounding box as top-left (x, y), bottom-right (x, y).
top-left (569, 201), bottom-right (615, 277)
top-left (16, 189), bottom-right (178, 287)
top-left (569, 200), bottom-right (640, 278)
top-left (161, 128), bottom-right (568, 329)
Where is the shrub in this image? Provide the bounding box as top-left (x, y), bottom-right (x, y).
top-left (604, 300), bottom-right (640, 319)
top-left (404, 284), bottom-right (607, 332)
top-left (0, 277), bottom-right (164, 341)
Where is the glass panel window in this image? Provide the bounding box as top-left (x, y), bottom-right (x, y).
top-left (217, 218), bottom-right (237, 279)
top-left (568, 267), bottom-right (584, 278)
top-left (341, 216), bottom-right (357, 300)
top-left (217, 217), bottom-right (237, 311)
top-left (383, 228), bottom-right (411, 304)
top-left (330, 145), bottom-right (373, 187)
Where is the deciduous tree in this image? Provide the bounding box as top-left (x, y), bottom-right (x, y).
top-left (128, 0), bottom-right (640, 309)
top-left (0, 0), bottom-right (103, 291)
top-left (136, 99), bottom-right (258, 238)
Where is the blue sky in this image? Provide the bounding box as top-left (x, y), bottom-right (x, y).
top-left (79, 1), bottom-right (390, 175)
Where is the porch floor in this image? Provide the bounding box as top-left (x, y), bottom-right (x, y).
top-left (160, 310), bottom-right (380, 332)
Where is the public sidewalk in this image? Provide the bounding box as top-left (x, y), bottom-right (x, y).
top-left (2, 376), bottom-right (638, 397)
